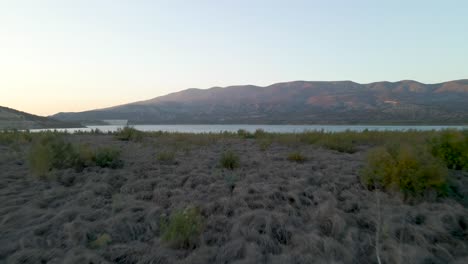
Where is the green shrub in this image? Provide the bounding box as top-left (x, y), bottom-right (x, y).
top-left (157, 151), bottom-right (176, 163)
top-left (287, 152), bottom-right (306, 163)
top-left (430, 131), bottom-right (468, 170)
top-left (253, 129), bottom-right (267, 138)
top-left (94, 147), bottom-right (123, 168)
top-left (29, 135), bottom-right (79, 177)
top-left (361, 145), bottom-right (448, 197)
top-left (115, 126), bottom-right (143, 142)
top-left (237, 129), bottom-right (254, 139)
top-left (220, 150), bottom-right (240, 170)
top-left (161, 207), bottom-right (203, 249)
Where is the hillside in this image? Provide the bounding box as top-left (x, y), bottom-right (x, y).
top-left (52, 80), bottom-right (468, 125)
top-left (0, 106), bottom-right (83, 130)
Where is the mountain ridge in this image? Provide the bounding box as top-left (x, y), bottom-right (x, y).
top-left (0, 106), bottom-right (83, 130)
top-left (52, 79), bottom-right (468, 125)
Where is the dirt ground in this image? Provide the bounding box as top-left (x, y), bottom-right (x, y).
top-left (1, 134), bottom-right (467, 264)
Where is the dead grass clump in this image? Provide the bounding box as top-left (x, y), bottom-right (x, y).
top-left (161, 207), bottom-right (203, 249)
top-left (287, 152), bottom-right (306, 163)
top-left (220, 150), bottom-right (240, 170)
top-left (361, 145), bottom-right (448, 198)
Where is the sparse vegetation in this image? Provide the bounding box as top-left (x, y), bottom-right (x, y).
top-left (29, 134), bottom-right (123, 177)
top-left (161, 207), bottom-right (203, 249)
top-left (220, 150), bottom-right (240, 170)
top-left (361, 144), bottom-right (448, 197)
top-left (287, 152), bottom-right (306, 163)
top-left (3, 129), bottom-right (468, 263)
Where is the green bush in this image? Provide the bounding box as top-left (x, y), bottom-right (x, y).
top-left (157, 151), bottom-right (176, 163)
top-left (220, 150), bottom-right (240, 170)
top-left (161, 207), bottom-right (203, 249)
top-left (237, 129), bottom-right (254, 139)
top-left (287, 152), bottom-right (306, 163)
top-left (94, 147), bottom-right (123, 168)
top-left (29, 135), bottom-right (79, 177)
top-left (115, 126), bottom-right (144, 142)
top-left (253, 129), bottom-right (267, 138)
top-left (361, 145), bottom-right (448, 197)
top-left (430, 131), bottom-right (468, 170)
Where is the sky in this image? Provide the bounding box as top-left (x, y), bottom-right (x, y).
top-left (0, 0), bottom-right (467, 116)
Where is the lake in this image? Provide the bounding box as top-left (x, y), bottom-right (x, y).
top-left (31, 124), bottom-right (468, 134)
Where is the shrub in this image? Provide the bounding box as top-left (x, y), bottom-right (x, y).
top-left (29, 135), bottom-right (79, 177)
top-left (287, 152), bottom-right (306, 163)
top-left (115, 126), bottom-right (144, 142)
top-left (157, 151), bottom-right (176, 163)
top-left (94, 147), bottom-right (123, 168)
top-left (361, 145), bottom-right (448, 198)
top-left (161, 207), bottom-right (203, 249)
top-left (430, 131), bottom-right (468, 170)
top-left (237, 129), bottom-right (254, 139)
top-left (220, 150), bottom-right (240, 170)
top-left (253, 129), bottom-right (267, 138)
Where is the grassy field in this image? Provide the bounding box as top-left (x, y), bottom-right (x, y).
top-left (0, 128), bottom-right (467, 263)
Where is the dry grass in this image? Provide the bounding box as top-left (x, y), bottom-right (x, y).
top-left (1, 129), bottom-right (468, 263)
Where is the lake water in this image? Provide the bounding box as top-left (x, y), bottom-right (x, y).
top-left (31, 124), bottom-right (468, 134)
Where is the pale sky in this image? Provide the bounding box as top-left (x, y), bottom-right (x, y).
top-left (1, 0), bottom-right (467, 116)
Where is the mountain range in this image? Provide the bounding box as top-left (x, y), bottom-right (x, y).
top-left (0, 106), bottom-right (82, 130)
top-left (52, 80), bottom-right (468, 125)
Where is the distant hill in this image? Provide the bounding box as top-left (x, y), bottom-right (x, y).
top-left (52, 80), bottom-right (468, 125)
top-left (0, 106), bottom-right (83, 130)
